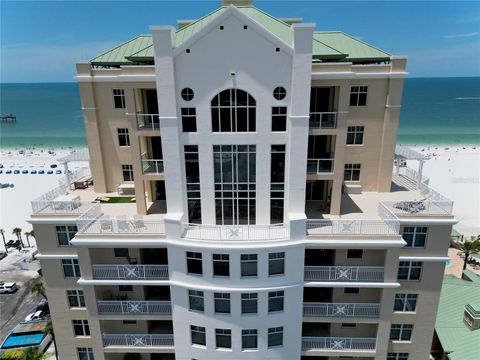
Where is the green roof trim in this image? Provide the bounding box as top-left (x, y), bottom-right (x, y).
top-left (451, 228), bottom-right (462, 237)
top-left (91, 5), bottom-right (391, 66)
top-left (435, 275), bottom-right (480, 360)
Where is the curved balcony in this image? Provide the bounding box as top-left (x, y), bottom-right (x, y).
top-left (303, 302), bottom-right (381, 318)
top-left (302, 336), bottom-right (376, 352)
top-left (92, 265), bottom-right (169, 280)
top-left (304, 266), bottom-right (384, 282)
top-left (103, 334), bottom-right (174, 348)
top-left (97, 300), bottom-right (171, 315)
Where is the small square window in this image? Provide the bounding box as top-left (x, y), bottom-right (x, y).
top-left (72, 320), bottom-right (90, 337)
top-left (214, 293), bottom-right (230, 314)
top-left (191, 325), bottom-right (206, 346)
top-left (215, 328), bottom-right (231, 349)
top-left (77, 347), bottom-right (94, 360)
top-left (350, 86), bottom-right (368, 106)
top-left (268, 291), bottom-right (284, 312)
top-left (242, 329), bottom-right (257, 349)
top-left (344, 163), bottom-right (361, 181)
top-left (241, 293), bottom-right (257, 314)
top-left (268, 327), bottom-right (283, 347)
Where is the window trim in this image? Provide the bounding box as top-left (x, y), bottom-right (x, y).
top-left (77, 347), bottom-right (94, 360)
top-left (398, 261), bottom-right (423, 281)
top-left (212, 253), bottom-right (230, 277)
top-left (72, 319), bottom-right (90, 337)
top-left (214, 292), bottom-right (231, 314)
top-left (188, 290), bottom-right (204, 312)
top-left (346, 125), bottom-right (365, 145)
top-left (267, 326), bottom-right (283, 348)
top-left (56, 225), bottom-right (77, 247)
top-left (186, 251), bottom-right (203, 275)
top-left (121, 164), bottom-right (134, 182)
top-left (344, 163), bottom-right (361, 182)
top-left (394, 294), bottom-right (418, 312)
top-left (67, 290), bottom-right (85, 308)
top-left (268, 252), bottom-right (285, 276)
top-left (62, 259), bottom-right (81, 278)
top-left (268, 291), bottom-right (284, 313)
top-left (390, 324), bottom-right (413, 341)
top-left (113, 88), bottom-right (126, 109)
top-left (241, 293), bottom-right (258, 315)
top-left (215, 328), bottom-right (232, 349)
top-left (402, 226), bottom-right (428, 248)
top-left (190, 325), bottom-right (206, 346)
top-left (349, 86), bottom-right (368, 106)
top-left (241, 329), bottom-right (258, 350)
top-left (271, 106), bottom-right (287, 132)
top-left (117, 128), bottom-right (130, 147)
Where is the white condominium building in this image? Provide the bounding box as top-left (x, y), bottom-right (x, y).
top-left (30, 1), bottom-right (455, 359)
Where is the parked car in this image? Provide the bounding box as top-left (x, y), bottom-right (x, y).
top-left (0, 282), bottom-right (17, 294)
top-left (24, 310), bottom-right (43, 322)
top-left (6, 240), bottom-right (15, 247)
top-left (0, 252), bottom-right (7, 260)
top-left (35, 302), bottom-right (50, 316)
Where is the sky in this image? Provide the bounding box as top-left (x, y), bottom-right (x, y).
top-left (1, 0), bottom-right (480, 83)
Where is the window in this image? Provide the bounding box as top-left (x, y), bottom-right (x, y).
top-left (350, 86), bottom-right (368, 106)
top-left (268, 291), bottom-right (284, 313)
top-left (398, 261), bottom-right (422, 281)
top-left (342, 323), bottom-right (357, 328)
top-left (271, 145), bottom-right (285, 224)
top-left (387, 353), bottom-right (409, 360)
top-left (189, 290), bottom-right (204, 312)
top-left (67, 290), bottom-right (85, 308)
top-left (344, 163), bottom-right (361, 181)
top-left (242, 329), bottom-right (258, 349)
top-left (346, 126), bottom-right (364, 145)
top-left (184, 145), bottom-right (201, 224)
top-left (214, 293), bottom-right (230, 314)
top-left (402, 227), bottom-right (427, 248)
top-left (241, 293), bottom-right (257, 314)
top-left (394, 294), bottom-right (418, 312)
top-left (118, 285), bottom-right (133, 292)
top-left (191, 325), bottom-right (206, 346)
top-left (269, 252), bottom-right (285, 275)
top-left (181, 108), bottom-right (197, 132)
top-left (72, 320), bottom-right (90, 336)
top-left (113, 89), bottom-right (126, 108)
top-left (181, 88), bottom-right (194, 101)
top-left (62, 259), bottom-right (80, 278)
top-left (390, 324), bottom-right (413, 341)
top-left (347, 249), bottom-right (363, 259)
top-left (344, 288), bottom-right (359, 294)
top-left (211, 89), bottom-right (256, 132)
top-left (122, 320), bottom-right (137, 325)
top-left (268, 327), bottom-right (283, 347)
top-left (77, 347), bottom-right (94, 360)
top-left (273, 87), bottom-right (287, 100)
top-left (241, 254), bottom-right (257, 277)
top-left (56, 225), bottom-right (77, 246)
top-left (214, 145), bottom-right (256, 225)
top-left (215, 329), bottom-right (231, 349)
top-left (114, 248), bottom-right (129, 257)
top-left (122, 164), bottom-right (134, 182)
top-left (117, 128), bottom-right (130, 146)
top-left (213, 254), bottom-right (229, 277)
top-left (272, 107), bottom-right (287, 132)
top-left (186, 252), bottom-right (202, 275)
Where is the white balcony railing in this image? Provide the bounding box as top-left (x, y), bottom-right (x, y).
top-left (103, 334), bottom-right (174, 348)
top-left (181, 223), bottom-right (289, 241)
top-left (142, 159), bottom-right (164, 174)
top-left (307, 159), bottom-right (334, 173)
top-left (302, 337), bottom-right (376, 351)
top-left (303, 302), bottom-right (381, 318)
top-left (307, 219), bottom-right (399, 235)
top-left (134, 113), bottom-right (160, 130)
top-left (97, 301), bottom-right (171, 315)
top-left (77, 216), bottom-right (165, 234)
top-left (304, 266), bottom-right (384, 282)
top-left (92, 265), bottom-right (169, 280)
top-left (309, 112), bottom-right (338, 129)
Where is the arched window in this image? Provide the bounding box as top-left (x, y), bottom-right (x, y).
top-left (211, 89), bottom-right (256, 132)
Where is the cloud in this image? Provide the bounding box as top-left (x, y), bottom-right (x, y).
top-left (0, 41), bottom-right (119, 83)
top-left (443, 32), bottom-right (480, 39)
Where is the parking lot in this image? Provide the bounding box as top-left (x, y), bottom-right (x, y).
top-left (0, 246), bottom-right (43, 342)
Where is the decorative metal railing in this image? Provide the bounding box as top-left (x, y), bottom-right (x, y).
top-left (306, 219), bottom-right (399, 235)
top-left (181, 223), bottom-right (289, 241)
top-left (302, 337), bottom-right (376, 351)
top-left (77, 216), bottom-right (165, 234)
top-left (304, 266), bottom-right (384, 282)
top-left (309, 112), bottom-right (338, 129)
top-left (303, 302), bottom-right (381, 318)
top-left (103, 334), bottom-right (174, 348)
top-left (97, 301), bottom-right (171, 315)
top-left (307, 159), bottom-right (334, 173)
top-left (92, 265), bottom-right (169, 280)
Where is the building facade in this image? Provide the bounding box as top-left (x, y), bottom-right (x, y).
top-left (30, 1), bottom-right (456, 359)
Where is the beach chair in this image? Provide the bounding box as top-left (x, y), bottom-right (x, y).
top-left (132, 215), bottom-right (147, 232)
top-left (100, 217), bottom-right (113, 232)
top-left (117, 215), bottom-right (130, 232)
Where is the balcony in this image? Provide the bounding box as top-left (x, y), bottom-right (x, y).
top-left (77, 211), bottom-right (165, 235)
top-left (304, 266), bottom-right (384, 282)
top-left (306, 219), bottom-right (400, 236)
top-left (31, 185), bottom-right (96, 216)
top-left (103, 334), bottom-right (174, 348)
top-left (134, 113), bottom-right (160, 131)
top-left (142, 159), bottom-right (164, 175)
top-left (302, 337), bottom-right (376, 352)
top-left (303, 302), bottom-right (381, 318)
top-left (92, 265), bottom-right (169, 280)
top-left (309, 112), bottom-right (337, 129)
top-left (97, 301), bottom-right (171, 315)
top-left (181, 223), bottom-right (289, 241)
top-left (307, 159), bottom-right (334, 174)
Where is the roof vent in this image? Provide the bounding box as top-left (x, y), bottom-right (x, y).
top-left (464, 303), bottom-right (480, 330)
top-left (222, 0), bottom-right (253, 6)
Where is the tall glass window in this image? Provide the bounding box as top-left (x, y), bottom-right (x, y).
top-left (184, 145), bottom-right (201, 223)
top-left (211, 89), bottom-right (256, 132)
top-left (214, 145), bottom-right (256, 225)
top-left (271, 145), bottom-right (285, 224)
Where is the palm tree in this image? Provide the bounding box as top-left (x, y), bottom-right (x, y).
top-left (24, 231), bottom-right (31, 248)
top-left (31, 281), bottom-right (47, 301)
top-left (43, 321), bottom-right (58, 360)
top-left (0, 348), bottom-right (25, 359)
top-left (455, 237), bottom-right (480, 270)
top-left (12, 227), bottom-right (23, 247)
top-left (0, 228), bottom-right (7, 253)
top-left (22, 347), bottom-right (46, 360)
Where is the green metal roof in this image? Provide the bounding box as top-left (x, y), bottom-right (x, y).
top-left (91, 5), bottom-right (390, 66)
top-left (314, 31), bottom-right (390, 62)
top-left (435, 275), bottom-right (480, 360)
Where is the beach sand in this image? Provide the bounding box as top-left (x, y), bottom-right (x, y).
top-left (0, 144), bottom-right (479, 238)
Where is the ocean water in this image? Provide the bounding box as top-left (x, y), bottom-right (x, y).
top-left (0, 78), bottom-right (479, 148)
